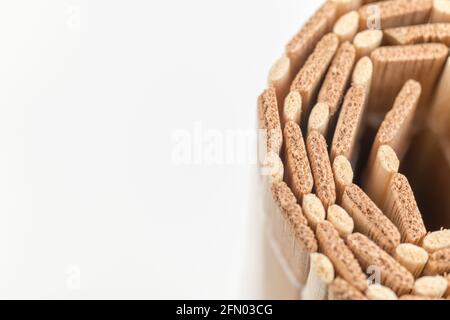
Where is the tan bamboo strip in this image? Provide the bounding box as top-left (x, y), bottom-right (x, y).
top-left (430, 0), bottom-right (450, 22)
top-left (291, 33), bottom-right (340, 118)
top-left (334, 11), bottom-right (360, 42)
top-left (308, 102), bottom-right (330, 136)
top-left (302, 194), bottom-right (326, 231)
top-left (423, 248), bottom-right (450, 276)
top-left (330, 84), bottom-right (367, 163)
top-left (365, 284), bottom-right (398, 300)
top-left (307, 131), bottom-right (337, 209)
top-left (268, 54), bottom-right (292, 112)
top-left (369, 44), bottom-right (448, 115)
top-left (358, 0), bottom-right (433, 30)
top-left (258, 87), bottom-right (283, 156)
top-left (413, 276), bottom-right (448, 298)
top-left (353, 30), bottom-right (383, 58)
top-left (327, 204), bottom-right (355, 238)
top-left (286, 2), bottom-right (338, 76)
top-left (422, 229), bottom-right (450, 253)
top-left (332, 155), bottom-right (354, 204)
top-left (283, 91), bottom-right (302, 125)
top-left (316, 221), bottom-right (368, 292)
top-left (261, 153), bottom-right (284, 216)
top-left (384, 173), bottom-right (427, 245)
top-left (347, 233), bottom-right (415, 296)
top-left (429, 57), bottom-right (450, 145)
top-left (394, 243), bottom-right (429, 278)
top-left (384, 23), bottom-right (450, 45)
top-left (342, 184), bottom-right (401, 254)
top-left (351, 56), bottom-right (373, 94)
top-left (302, 253), bottom-right (335, 300)
top-left (331, 0), bottom-right (363, 16)
top-left (318, 42), bottom-right (356, 117)
top-left (328, 277), bottom-right (368, 300)
top-left (283, 121), bottom-right (314, 202)
top-left (368, 80), bottom-right (421, 167)
top-left (364, 144), bottom-right (399, 209)
top-left (271, 181), bottom-right (318, 284)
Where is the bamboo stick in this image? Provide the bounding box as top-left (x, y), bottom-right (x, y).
top-left (394, 243), bottom-right (429, 278)
top-left (302, 253), bottom-right (335, 300)
top-left (413, 276), bottom-right (448, 298)
top-left (316, 221), bottom-right (368, 292)
top-left (258, 86), bottom-right (283, 156)
top-left (351, 56), bottom-right (373, 94)
top-left (302, 194), bottom-right (327, 231)
top-left (429, 57), bottom-right (450, 145)
top-left (347, 233), bottom-right (415, 296)
top-left (283, 91), bottom-right (302, 125)
top-left (328, 277), bottom-right (367, 300)
top-left (384, 173), bottom-right (428, 245)
top-left (332, 155), bottom-right (354, 204)
top-left (430, 0), bottom-right (450, 22)
top-left (384, 23), bottom-right (450, 45)
top-left (283, 121), bottom-right (314, 202)
top-left (369, 44), bottom-right (448, 115)
top-left (353, 30), bottom-right (383, 58)
top-left (308, 102), bottom-right (330, 136)
top-left (291, 33), bottom-right (340, 119)
top-left (422, 229), bottom-right (450, 253)
top-left (331, 0), bottom-right (363, 16)
top-left (364, 144), bottom-right (399, 209)
top-left (365, 284), bottom-right (398, 300)
top-left (423, 248), bottom-right (450, 276)
top-left (334, 11), bottom-right (360, 42)
top-left (268, 54), bottom-right (291, 114)
top-left (318, 42), bottom-right (356, 118)
top-left (342, 184), bottom-right (401, 254)
top-left (261, 153), bottom-right (284, 216)
top-left (358, 0), bottom-right (433, 30)
top-left (307, 131), bottom-right (337, 209)
top-left (327, 204), bottom-right (355, 238)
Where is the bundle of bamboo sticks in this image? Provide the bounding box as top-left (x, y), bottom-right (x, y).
top-left (260, 0), bottom-right (450, 300)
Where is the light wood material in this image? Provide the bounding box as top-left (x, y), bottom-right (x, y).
top-left (347, 233), bottom-right (415, 296)
top-left (351, 56), bottom-right (373, 94)
top-left (394, 243), bottom-right (429, 278)
top-left (291, 33), bottom-right (340, 119)
top-left (353, 30), bottom-right (383, 58)
top-left (384, 23), bottom-right (450, 45)
top-left (307, 131), bottom-right (336, 209)
top-left (364, 145), bottom-right (399, 209)
top-left (283, 121), bottom-right (314, 202)
top-left (318, 42), bottom-right (356, 118)
top-left (369, 44), bottom-right (448, 115)
top-left (413, 276), bottom-right (448, 298)
top-left (283, 91), bottom-right (302, 125)
top-left (327, 204), bottom-right (354, 238)
top-left (342, 184), bottom-right (401, 254)
top-left (331, 0), bottom-right (362, 16)
top-left (429, 57), bottom-right (450, 145)
top-left (384, 173), bottom-right (427, 245)
top-left (334, 11), bottom-right (360, 42)
top-left (316, 221), bottom-right (368, 292)
top-left (366, 284), bottom-right (398, 300)
top-left (302, 194), bottom-right (326, 231)
top-left (258, 87), bottom-right (282, 156)
top-left (358, 0), bottom-right (433, 30)
top-left (423, 248), bottom-right (450, 276)
top-left (268, 54), bottom-right (291, 112)
top-left (430, 0), bottom-right (450, 22)
top-left (308, 102), bottom-right (330, 136)
top-left (332, 155), bottom-right (354, 204)
top-left (422, 229), bottom-right (450, 253)
top-left (302, 253), bottom-right (335, 300)
top-left (328, 277), bottom-right (367, 300)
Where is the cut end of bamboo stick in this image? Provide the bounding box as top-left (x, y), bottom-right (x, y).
top-left (394, 243), bottom-right (429, 278)
top-left (284, 121), bottom-right (314, 201)
top-left (328, 277), bottom-right (367, 300)
top-left (307, 131), bottom-right (336, 208)
top-left (333, 155), bottom-right (354, 203)
top-left (430, 0), bottom-right (450, 23)
top-left (423, 248), bottom-right (450, 276)
top-left (413, 275), bottom-right (448, 298)
top-left (366, 284), bottom-right (398, 300)
top-left (261, 153), bottom-right (284, 184)
top-left (316, 221), bottom-right (368, 292)
top-left (302, 194), bottom-right (326, 230)
top-left (269, 55), bottom-right (291, 84)
top-left (308, 102), bottom-right (330, 136)
top-left (327, 204), bottom-right (355, 238)
top-left (353, 30), bottom-right (383, 58)
top-left (422, 229), bottom-right (450, 253)
top-left (352, 56), bottom-right (373, 92)
top-left (302, 252), bottom-right (335, 300)
top-left (334, 10), bottom-right (360, 42)
top-left (283, 91), bottom-right (302, 124)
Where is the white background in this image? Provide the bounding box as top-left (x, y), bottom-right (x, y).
top-left (0, 0), bottom-right (319, 299)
